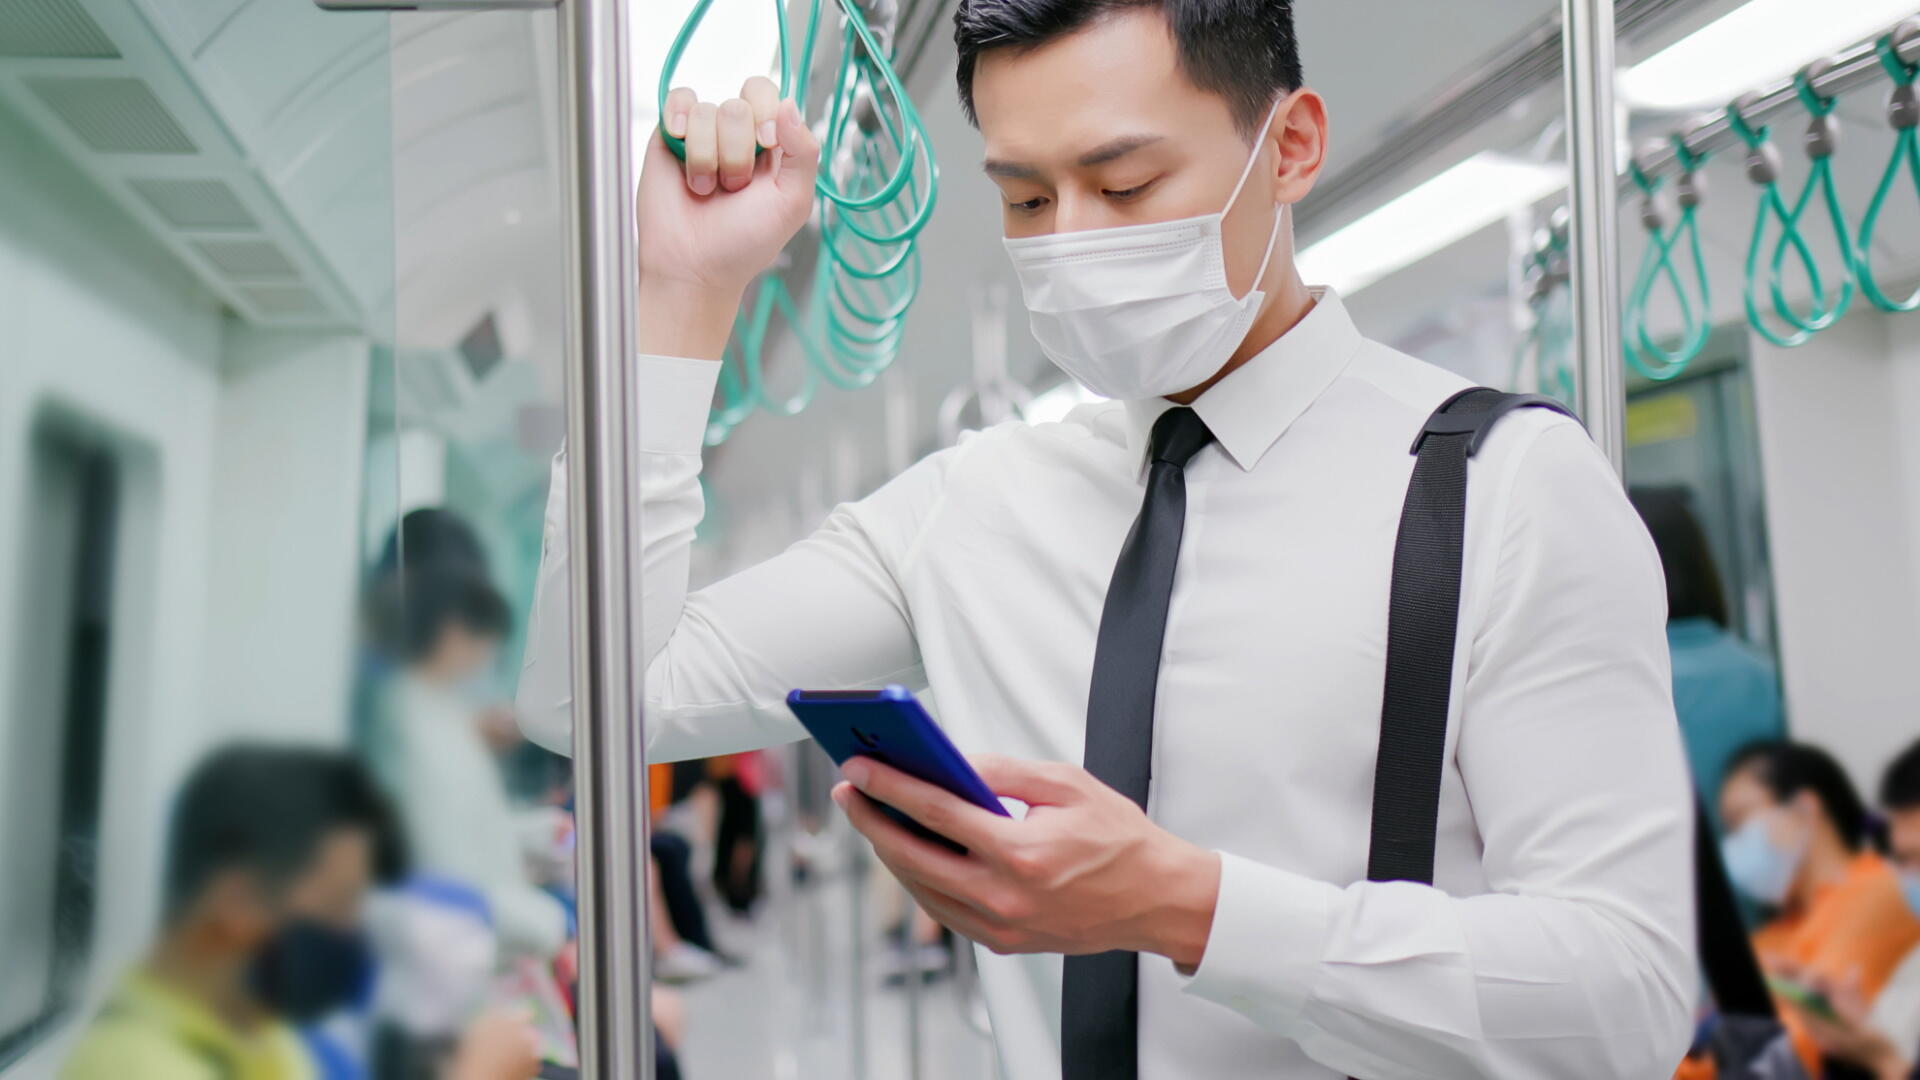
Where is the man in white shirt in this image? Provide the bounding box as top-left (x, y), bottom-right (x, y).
top-left (518, 2), bottom-right (1698, 1076)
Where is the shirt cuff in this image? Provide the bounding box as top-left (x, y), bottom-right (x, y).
top-left (1178, 851), bottom-right (1339, 1031)
top-left (637, 353), bottom-right (721, 454)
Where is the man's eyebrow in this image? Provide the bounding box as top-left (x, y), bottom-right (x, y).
top-left (981, 134), bottom-right (1166, 178)
top-left (982, 158), bottom-right (1040, 179)
top-left (1077, 134), bottom-right (1163, 167)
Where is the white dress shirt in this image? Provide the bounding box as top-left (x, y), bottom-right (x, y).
top-left (519, 290), bottom-right (1698, 1079)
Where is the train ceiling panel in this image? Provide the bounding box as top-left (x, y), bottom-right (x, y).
top-left (0, 0), bottom-right (377, 330)
top-left (0, 0), bottom-right (120, 59)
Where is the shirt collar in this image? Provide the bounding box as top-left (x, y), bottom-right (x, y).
top-left (1122, 287), bottom-right (1362, 474)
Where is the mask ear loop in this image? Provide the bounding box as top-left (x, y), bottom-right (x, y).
top-left (1229, 99), bottom-right (1289, 299)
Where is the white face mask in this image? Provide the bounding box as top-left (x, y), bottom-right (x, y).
top-left (1002, 102), bottom-right (1286, 400)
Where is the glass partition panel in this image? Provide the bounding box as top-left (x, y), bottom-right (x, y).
top-left (0, 1), bottom-right (566, 1076)
top-left (379, 2), bottom-right (583, 1073)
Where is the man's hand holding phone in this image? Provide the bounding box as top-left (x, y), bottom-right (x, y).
top-left (832, 753), bottom-right (1223, 972)
top-left (637, 77), bottom-right (820, 362)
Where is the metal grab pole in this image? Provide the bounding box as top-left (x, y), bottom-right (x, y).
top-left (558, 0), bottom-right (652, 1076)
top-left (1562, 0), bottom-right (1626, 475)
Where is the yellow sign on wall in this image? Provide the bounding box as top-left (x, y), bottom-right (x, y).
top-left (1626, 392), bottom-right (1699, 447)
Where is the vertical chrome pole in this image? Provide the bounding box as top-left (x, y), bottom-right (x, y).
top-left (557, 0), bottom-right (651, 1076)
top-left (847, 835), bottom-right (871, 1080)
top-left (903, 886), bottom-right (925, 1080)
top-left (1562, 0), bottom-right (1626, 474)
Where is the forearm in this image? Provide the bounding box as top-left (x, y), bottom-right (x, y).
top-left (515, 355), bottom-right (721, 754)
top-left (638, 277), bottom-right (741, 361)
top-left (1181, 859), bottom-right (1695, 1079)
top-left (1869, 1046), bottom-right (1915, 1080)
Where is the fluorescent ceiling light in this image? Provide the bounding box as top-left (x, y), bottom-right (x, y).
top-left (1022, 380), bottom-right (1103, 425)
top-left (632, 0), bottom-right (781, 135)
top-left (1296, 153), bottom-right (1565, 297)
top-left (1622, 0), bottom-right (1917, 110)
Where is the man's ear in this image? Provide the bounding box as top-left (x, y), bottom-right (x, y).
top-left (197, 869), bottom-right (276, 952)
top-left (1269, 87), bottom-right (1329, 206)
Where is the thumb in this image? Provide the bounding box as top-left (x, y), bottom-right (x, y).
top-left (771, 99), bottom-right (820, 195)
top-left (969, 754), bottom-right (1085, 806)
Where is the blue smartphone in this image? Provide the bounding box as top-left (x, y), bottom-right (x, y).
top-left (786, 686), bottom-right (1009, 853)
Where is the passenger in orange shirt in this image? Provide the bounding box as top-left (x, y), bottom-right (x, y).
top-left (1718, 740), bottom-right (1920, 1073)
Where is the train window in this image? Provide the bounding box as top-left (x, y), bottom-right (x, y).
top-left (0, 419), bottom-right (118, 1067)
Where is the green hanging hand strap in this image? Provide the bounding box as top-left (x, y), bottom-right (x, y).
top-left (657, 0), bottom-right (792, 162)
top-left (1624, 139), bottom-right (1713, 381)
top-left (1730, 95), bottom-right (1825, 348)
top-left (672, 0), bottom-right (936, 447)
top-left (1764, 63), bottom-right (1856, 335)
top-left (1858, 24), bottom-right (1920, 313)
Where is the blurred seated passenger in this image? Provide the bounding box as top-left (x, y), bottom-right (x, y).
top-left (647, 764), bottom-right (725, 982)
top-left (1788, 738), bottom-right (1920, 1080)
top-left (707, 751), bottom-right (767, 916)
top-left (1631, 486), bottom-right (1783, 825)
top-left (370, 567), bottom-right (569, 962)
top-left (1720, 741), bottom-right (1920, 1009)
top-left (59, 745), bottom-right (541, 1080)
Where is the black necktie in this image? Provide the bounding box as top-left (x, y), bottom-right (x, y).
top-left (1062, 406), bottom-right (1215, 1080)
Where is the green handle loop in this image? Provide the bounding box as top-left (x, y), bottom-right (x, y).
top-left (1624, 138), bottom-right (1712, 381)
top-left (656, 0), bottom-right (791, 162)
top-left (1766, 151), bottom-right (1855, 333)
top-left (1794, 68), bottom-right (1837, 118)
top-left (665, 0), bottom-right (937, 447)
top-left (1858, 33), bottom-right (1920, 313)
top-left (1730, 96), bottom-right (1849, 349)
top-left (1757, 74), bottom-right (1855, 339)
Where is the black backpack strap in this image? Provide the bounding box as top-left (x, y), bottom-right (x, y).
top-left (1364, 386), bottom-right (1780, 1069)
top-left (1367, 387), bottom-right (1577, 884)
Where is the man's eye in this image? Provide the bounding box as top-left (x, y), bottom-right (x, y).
top-left (1104, 181), bottom-right (1155, 200)
top-left (1009, 197), bottom-right (1048, 213)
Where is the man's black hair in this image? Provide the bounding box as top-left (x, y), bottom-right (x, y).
top-left (1628, 485), bottom-right (1730, 627)
top-left (953, 0), bottom-right (1302, 137)
top-left (1726, 740), bottom-right (1871, 851)
top-left (164, 744), bottom-right (407, 921)
top-left (1882, 737), bottom-right (1920, 811)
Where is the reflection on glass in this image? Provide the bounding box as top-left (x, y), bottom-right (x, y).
top-left (0, 2), bottom-right (565, 1078)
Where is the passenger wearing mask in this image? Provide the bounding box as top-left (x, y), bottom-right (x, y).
top-left (1719, 741), bottom-right (1920, 1015)
top-left (521, 1), bottom-right (1696, 1075)
top-left (1784, 739), bottom-right (1920, 1080)
top-left (1630, 485), bottom-right (1784, 824)
top-left (60, 745), bottom-right (540, 1080)
top-left (373, 567), bottom-right (570, 962)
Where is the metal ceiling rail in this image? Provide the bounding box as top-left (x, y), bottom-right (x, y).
top-left (1633, 17), bottom-right (1920, 181)
top-left (1297, 0), bottom-right (1708, 246)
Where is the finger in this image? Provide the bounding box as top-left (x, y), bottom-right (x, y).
top-left (772, 98), bottom-right (821, 191)
top-left (898, 877), bottom-right (1005, 945)
top-left (716, 98), bottom-right (756, 192)
top-left (969, 754), bottom-right (1086, 806)
top-left (682, 101), bottom-right (719, 196)
top-left (833, 784), bottom-right (1000, 910)
top-left (842, 757), bottom-right (1010, 850)
top-left (663, 87), bottom-right (697, 140)
top-left (740, 76), bottom-right (781, 147)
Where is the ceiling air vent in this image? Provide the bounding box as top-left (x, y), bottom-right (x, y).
top-left (193, 239), bottom-right (299, 280)
top-left (26, 76), bottom-right (195, 154)
top-left (0, 0), bottom-right (119, 59)
top-left (128, 179), bottom-right (257, 230)
top-left (237, 285), bottom-right (328, 319)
